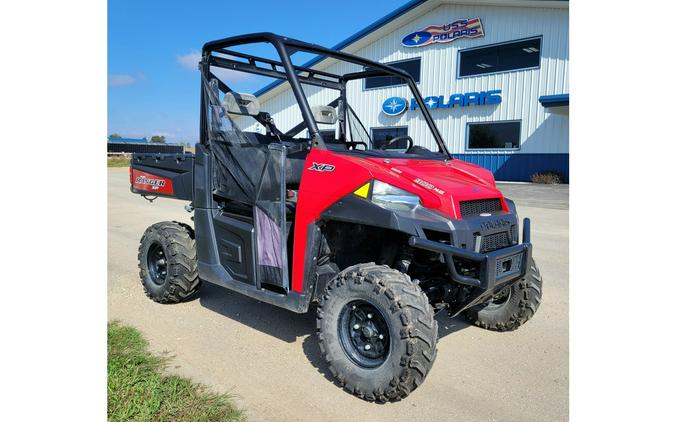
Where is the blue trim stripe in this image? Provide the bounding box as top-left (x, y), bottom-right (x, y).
top-left (107, 137), bottom-right (148, 144)
top-left (454, 153), bottom-right (569, 182)
top-left (253, 0), bottom-right (428, 97)
top-left (538, 94), bottom-right (569, 108)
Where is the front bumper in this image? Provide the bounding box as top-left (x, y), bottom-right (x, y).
top-left (409, 218), bottom-right (533, 314)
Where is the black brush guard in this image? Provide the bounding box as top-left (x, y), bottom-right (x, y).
top-left (409, 218), bottom-right (533, 315)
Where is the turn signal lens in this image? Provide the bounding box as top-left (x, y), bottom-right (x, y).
top-left (353, 182), bottom-right (371, 198)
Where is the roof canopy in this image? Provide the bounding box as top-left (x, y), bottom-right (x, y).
top-left (539, 94), bottom-right (569, 108)
top-left (107, 137), bottom-right (148, 144)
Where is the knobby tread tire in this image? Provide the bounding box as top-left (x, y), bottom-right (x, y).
top-left (464, 259), bottom-right (543, 332)
top-left (317, 263), bottom-right (438, 402)
top-left (138, 221), bottom-right (200, 303)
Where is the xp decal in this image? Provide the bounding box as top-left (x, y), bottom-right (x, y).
top-left (308, 162), bottom-right (335, 172)
top-left (382, 97), bottom-right (408, 116)
top-left (402, 18), bottom-right (484, 48)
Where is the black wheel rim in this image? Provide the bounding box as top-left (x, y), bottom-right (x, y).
top-left (338, 300), bottom-right (391, 368)
top-left (147, 242), bottom-right (168, 286)
top-left (486, 286), bottom-right (512, 309)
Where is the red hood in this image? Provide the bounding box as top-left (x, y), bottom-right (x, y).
top-left (361, 157), bottom-right (507, 219)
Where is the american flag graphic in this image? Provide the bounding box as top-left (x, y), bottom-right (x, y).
top-left (402, 18), bottom-right (484, 48)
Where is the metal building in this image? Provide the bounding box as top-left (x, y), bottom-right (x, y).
top-left (107, 137), bottom-right (184, 154)
top-left (240, 0), bottom-right (569, 182)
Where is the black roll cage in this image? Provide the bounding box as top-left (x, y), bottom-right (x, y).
top-left (200, 32), bottom-right (451, 157)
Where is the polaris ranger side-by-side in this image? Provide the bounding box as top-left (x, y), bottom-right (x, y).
top-left (130, 33), bottom-right (542, 402)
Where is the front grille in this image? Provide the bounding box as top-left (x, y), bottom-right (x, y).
top-left (477, 231), bottom-right (510, 253)
top-left (460, 198), bottom-right (502, 218)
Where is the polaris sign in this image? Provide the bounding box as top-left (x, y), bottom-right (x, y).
top-left (382, 90), bottom-right (501, 115)
top-left (382, 97), bottom-right (408, 116)
top-left (402, 18), bottom-right (484, 48)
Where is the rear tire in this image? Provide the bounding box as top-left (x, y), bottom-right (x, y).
top-left (138, 221), bottom-right (200, 303)
top-left (464, 259), bottom-right (542, 331)
top-left (317, 263), bottom-right (438, 402)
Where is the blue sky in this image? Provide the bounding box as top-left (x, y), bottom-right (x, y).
top-left (108, 0), bottom-right (411, 143)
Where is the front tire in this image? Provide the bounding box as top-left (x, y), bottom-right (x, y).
top-left (317, 263), bottom-right (438, 402)
top-left (464, 259), bottom-right (543, 331)
top-left (138, 221), bottom-right (200, 303)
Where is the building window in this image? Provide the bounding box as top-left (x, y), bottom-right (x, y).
top-left (467, 121), bottom-right (521, 150)
top-left (371, 127), bottom-right (408, 149)
top-left (364, 58), bottom-right (421, 89)
top-left (458, 37), bottom-right (542, 77)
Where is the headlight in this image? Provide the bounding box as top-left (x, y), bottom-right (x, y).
top-left (371, 180), bottom-right (420, 212)
top-left (356, 180), bottom-right (453, 227)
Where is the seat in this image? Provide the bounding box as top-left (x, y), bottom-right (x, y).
top-left (241, 132), bottom-right (308, 188)
top-left (222, 92), bottom-right (260, 116)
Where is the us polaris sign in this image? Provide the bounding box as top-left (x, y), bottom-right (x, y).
top-left (402, 18), bottom-right (484, 48)
top-left (382, 90), bottom-right (501, 115)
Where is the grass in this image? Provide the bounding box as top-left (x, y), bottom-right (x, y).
top-left (108, 157), bottom-right (130, 167)
top-left (108, 321), bottom-right (244, 422)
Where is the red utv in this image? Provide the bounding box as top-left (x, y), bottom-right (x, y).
top-left (130, 33), bottom-right (542, 402)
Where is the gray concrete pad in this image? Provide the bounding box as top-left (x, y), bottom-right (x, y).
top-left (108, 168), bottom-right (568, 421)
top-left (497, 182), bottom-right (569, 210)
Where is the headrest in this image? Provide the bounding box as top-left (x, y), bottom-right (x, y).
top-left (222, 92), bottom-right (260, 116)
top-left (311, 105), bottom-right (338, 125)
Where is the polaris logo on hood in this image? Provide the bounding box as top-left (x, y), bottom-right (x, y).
top-left (480, 218), bottom-right (510, 231)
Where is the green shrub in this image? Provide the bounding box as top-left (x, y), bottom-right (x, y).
top-left (531, 171), bottom-right (563, 184)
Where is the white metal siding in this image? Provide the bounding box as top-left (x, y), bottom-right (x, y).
top-left (239, 3), bottom-right (568, 155)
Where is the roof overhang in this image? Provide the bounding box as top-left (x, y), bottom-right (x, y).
top-left (539, 94), bottom-right (569, 108)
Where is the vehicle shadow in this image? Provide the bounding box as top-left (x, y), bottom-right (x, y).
top-left (198, 281), bottom-right (315, 343)
top-left (199, 280), bottom-right (472, 388)
top-left (301, 311), bottom-right (472, 391)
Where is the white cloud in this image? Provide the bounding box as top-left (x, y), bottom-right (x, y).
top-left (108, 74), bottom-right (137, 86)
top-left (177, 50), bottom-right (252, 83)
top-left (212, 67), bottom-right (253, 83)
top-left (176, 51), bottom-right (201, 71)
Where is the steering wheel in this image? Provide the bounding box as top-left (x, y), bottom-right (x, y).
top-left (378, 136), bottom-right (413, 152)
top-left (345, 141), bottom-right (368, 150)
